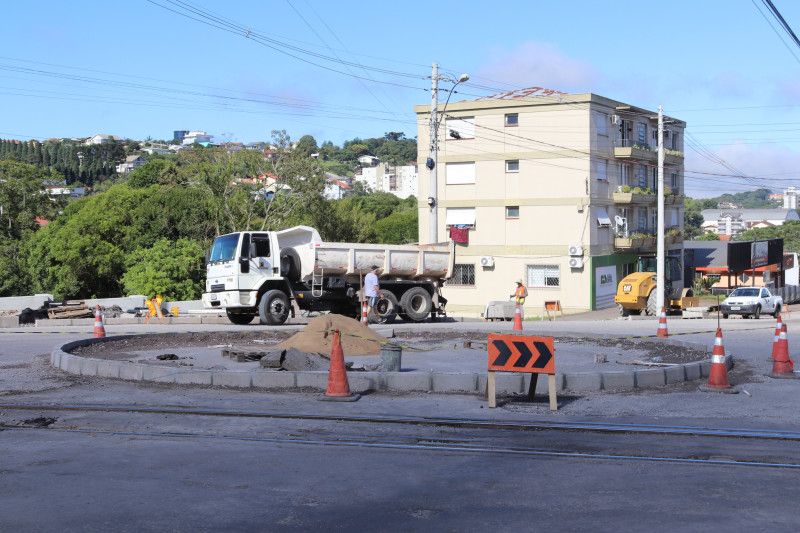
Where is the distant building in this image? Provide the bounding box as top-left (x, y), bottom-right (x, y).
top-left (357, 155), bottom-right (380, 167)
top-left (354, 162), bottom-right (418, 199)
top-left (784, 187), bottom-right (798, 210)
top-left (222, 142), bottom-right (244, 153)
top-left (701, 208), bottom-right (800, 237)
top-left (115, 154), bottom-right (145, 174)
top-left (45, 187), bottom-right (71, 197)
top-left (182, 131), bottom-right (213, 146)
top-left (323, 173), bottom-right (351, 200)
top-left (173, 130), bottom-right (189, 143)
top-left (84, 134), bottom-right (122, 145)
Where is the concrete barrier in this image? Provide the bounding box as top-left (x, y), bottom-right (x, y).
top-left (0, 294), bottom-right (53, 311)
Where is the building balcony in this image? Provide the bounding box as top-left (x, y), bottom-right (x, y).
top-left (613, 188), bottom-right (656, 205)
top-left (614, 233), bottom-right (656, 252)
top-left (613, 139), bottom-right (684, 165)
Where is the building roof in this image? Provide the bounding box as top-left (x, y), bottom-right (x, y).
top-left (474, 86), bottom-right (567, 100)
top-left (701, 208), bottom-right (800, 222)
top-left (124, 154), bottom-right (144, 163)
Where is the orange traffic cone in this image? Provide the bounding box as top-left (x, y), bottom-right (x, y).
top-left (360, 300), bottom-right (369, 325)
top-left (656, 307), bottom-right (668, 338)
top-left (513, 305), bottom-right (523, 331)
top-left (93, 305), bottom-right (106, 338)
top-left (770, 324), bottom-right (797, 379)
top-left (700, 328), bottom-right (736, 392)
top-left (320, 330), bottom-right (360, 401)
top-left (769, 314), bottom-right (783, 361)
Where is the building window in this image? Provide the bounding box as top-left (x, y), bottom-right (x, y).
top-left (506, 206), bottom-right (520, 219)
top-left (671, 132), bottom-right (680, 150)
top-left (594, 111), bottom-right (608, 136)
top-left (637, 208), bottom-right (647, 232)
top-left (445, 161), bottom-right (476, 184)
top-left (527, 264), bottom-right (560, 288)
top-left (446, 116), bottom-right (475, 140)
top-left (504, 113), bottom-right (519, 127)
top-left (448, 264), bottom-right (475, 286)
top-left (670, 172), bottom-right (679, 191)
top-left (505, 159), bottom-right (520, 173)
top-left (618, 163), bottom-right (631, 186)
top-left (636, 164), bottom-right (647, 188)
top-left (636, 122), bottom-right (647, 145)
top-left (593, 158), bottom-right (608, 181)
top-left (445, 207), bottom-right (476, 227)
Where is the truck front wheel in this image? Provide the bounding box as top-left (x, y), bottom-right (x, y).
top-left (259, 290), bottom-right (290, 325)
top-left (226, 310), bottom-right (256, 325)
top-left (400, 287), bottom-right (432, 322)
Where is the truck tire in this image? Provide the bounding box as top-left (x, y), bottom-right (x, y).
top-left (259, 290), bottom-right (290, 325)
top-left (400, 287), bottom-right (432, 322)
top-left (753, 305), bottom-right (761, 320)
top-left (645, 290), bottom-right (657, 316)
top-left (369, 290), bottom-right (398, 324)
top-left (618, 304), bottom-right (630, 317)
top-left (774, 304), bottom-right (782, 318)
top-left (226, 310), bottom-right (256, 325)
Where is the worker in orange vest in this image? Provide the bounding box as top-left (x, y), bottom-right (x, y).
top-left (511, 279), bottom-right (528, 318)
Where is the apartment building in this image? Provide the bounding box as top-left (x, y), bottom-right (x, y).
top-left (355, 161), bottom-right (418, 198)
top-left (414, 91), bottom-right (685, 316)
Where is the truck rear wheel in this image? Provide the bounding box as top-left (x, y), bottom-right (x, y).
top-left (400, 287), bottom-right (432, 322)
top-left (369, 290), bottom-right (398, 324)
top-left (646, 290), bottom-right (657, 316)
top-left (226, 310), bottom-right (256, 325)
top-left (259, 290), bottom-right (290, 325)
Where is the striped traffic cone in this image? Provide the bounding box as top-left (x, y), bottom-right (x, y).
top-left (319, 330), bottom-right (360, 402)
top-left (513, 305), bottom-right (523, 331)
top-left (360, 300), bottom-right (369, 325)
top-left (769, 314), bottom-right (783, 361)
top-left (700, 328), bottom-right (736, 392)
top-left (770, 324), bottom-right (796, 379)
top-left (93, 305), bottom-right (106, 338)
top-left (656, 307), bottom-right (668, 338)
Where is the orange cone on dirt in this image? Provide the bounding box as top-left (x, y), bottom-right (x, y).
top-left (360, 300), bottom-right (368, 325)
top-left (656, 307), bottom-right (669, 338)
top-left (320, 330), bottom-right (360, 401)
top-left (770, 323), bottom-right (796, 378)
top-left (93, 305), bottom-right (106, 338)
top-left (701, 327), bottom-right (734, 391)
top-left (513, 305), bottom-right (523, 331)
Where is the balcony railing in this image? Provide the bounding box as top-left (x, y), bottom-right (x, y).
top-left (613, 139), bottom-right (684, 163)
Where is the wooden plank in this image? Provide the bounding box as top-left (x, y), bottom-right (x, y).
top-left (548, 374), bottom-right (558, 411)
top-left (487, 371), bottom-right (496, 408)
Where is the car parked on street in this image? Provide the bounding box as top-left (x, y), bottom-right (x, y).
top-left (720, 287), bottom-right (782, 319)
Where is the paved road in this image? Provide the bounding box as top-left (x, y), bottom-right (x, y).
top-left (2, 319), bottom-right (800, 530)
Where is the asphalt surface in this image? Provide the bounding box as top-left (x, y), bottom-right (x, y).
top-left (2, 318), bottom-right (800, 530)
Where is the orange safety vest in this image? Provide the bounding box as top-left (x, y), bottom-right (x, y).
top-left (514, 284), bottom-right (528, 305)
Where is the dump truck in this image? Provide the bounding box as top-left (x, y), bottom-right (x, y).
top-left (615, 255), bottom-right (695, 316)
top-left (202, 226), bottom-right (454, 325)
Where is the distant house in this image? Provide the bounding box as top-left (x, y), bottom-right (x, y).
top-left (70, 187), bottom-right (86, 198)
top-left (173, 130), bottom-right (189, 143)
top-left (357, 155), bottom-right (380, 167)
top-left (701, 208), bottom-right (800, 237)
top-left (222, 142), bottom-right (244, 153)
top-left (115, 154), bottom-right (145, 174)
top-left (323, 173), bottom-right (351, 200)
top-left (45, 187), bottom-right (71, 198)
top-left (84, 134), bottom-right (122, 145)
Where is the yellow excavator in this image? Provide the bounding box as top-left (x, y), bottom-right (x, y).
top-left (615, 255), bottom-right (696, 316)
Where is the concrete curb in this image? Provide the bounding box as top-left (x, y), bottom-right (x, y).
top-left (50, 335), bottom-right (731, 395)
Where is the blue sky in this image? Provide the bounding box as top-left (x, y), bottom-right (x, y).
top-left (3, 0), bottom-right (800, 196)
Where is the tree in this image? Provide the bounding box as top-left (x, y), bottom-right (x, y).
top-left (695, 231), bottom-right (720, 241)
top-left (127, 158), bottom-right (181, 188)
top-left (121, 238), bottom-right (206, 300)
top-left (374, 209), bottom-right (418, 244)
top-left (294, 135), bottom-right (318, 157)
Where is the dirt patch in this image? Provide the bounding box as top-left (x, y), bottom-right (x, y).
top-left (559, 337), bottom-right (707, 364)
top-left (72, 330), bottom-right (293, 359)
top-left (276, 314), bottom-right (386, 356)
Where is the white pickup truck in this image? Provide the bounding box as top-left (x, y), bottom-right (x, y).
top-left (720, 287), bottom-right (783, 319)
top-left (202, 226), bottom-right (454, 325)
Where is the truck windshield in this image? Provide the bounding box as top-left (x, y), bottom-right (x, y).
top-left (730, 288), bottom-right (760, 297)
top-left (209, 234), bottom-right (239, 263)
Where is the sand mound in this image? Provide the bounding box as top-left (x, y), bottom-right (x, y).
top-left (276, 314), bottom-right (385, 356)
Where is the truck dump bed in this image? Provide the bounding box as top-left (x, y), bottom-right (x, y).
top-left (275, 226), bottom-right (453, 281)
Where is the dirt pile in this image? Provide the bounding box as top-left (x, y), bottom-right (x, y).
top-left (275, 314), bottom-right (385, 355)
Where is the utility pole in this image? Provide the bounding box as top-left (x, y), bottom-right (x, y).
top-left (656, 105), bottom-right (665, 314)
top-left (428, 62), bottom-right (439, 244)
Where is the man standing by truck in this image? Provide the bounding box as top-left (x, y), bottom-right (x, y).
top-left (364, 265), bottom-right (381, 316)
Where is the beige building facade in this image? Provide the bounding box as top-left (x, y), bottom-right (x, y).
top-left (414, 92), bottom-right (686, 317)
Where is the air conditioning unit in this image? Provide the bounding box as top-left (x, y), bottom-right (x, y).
top-left (569, 257), bottom-right (584, 269)
top-left (611, 114), bottom-right (622, 125)
top-left (568, 245), bottom-right (584, 257)
top-left (479, 256), bottom-right (495, 268)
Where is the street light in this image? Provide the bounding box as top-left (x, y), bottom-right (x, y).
top-left (427, 65), bottom-right (469, 243)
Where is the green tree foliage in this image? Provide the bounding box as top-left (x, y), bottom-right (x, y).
top-left (735, 220), bottom-right (800, 253)
top-left (121, 238), bottom-right (206, 300)
top-left (294, 135), bottom-right (318, 157)
top-left (25, 183), bottom-right (216, 298)
top-left (374, 209), bottom-right (418, 244)
top-left (127, 158), bottom-right (181, 188)
top-left (695, 231), bottom-right (720, 241)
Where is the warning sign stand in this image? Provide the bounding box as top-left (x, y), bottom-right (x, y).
top-left (486, 333), bottom-right (557, 411)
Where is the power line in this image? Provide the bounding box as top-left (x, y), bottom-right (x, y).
top-left (751, 0), bottom-right (800, 64)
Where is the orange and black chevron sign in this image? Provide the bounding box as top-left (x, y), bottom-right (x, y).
top-left (487, 334), bottom-right (556, 374)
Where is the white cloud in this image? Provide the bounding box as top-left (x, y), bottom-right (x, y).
top-left (475, 42), bottom-right (597, 93)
